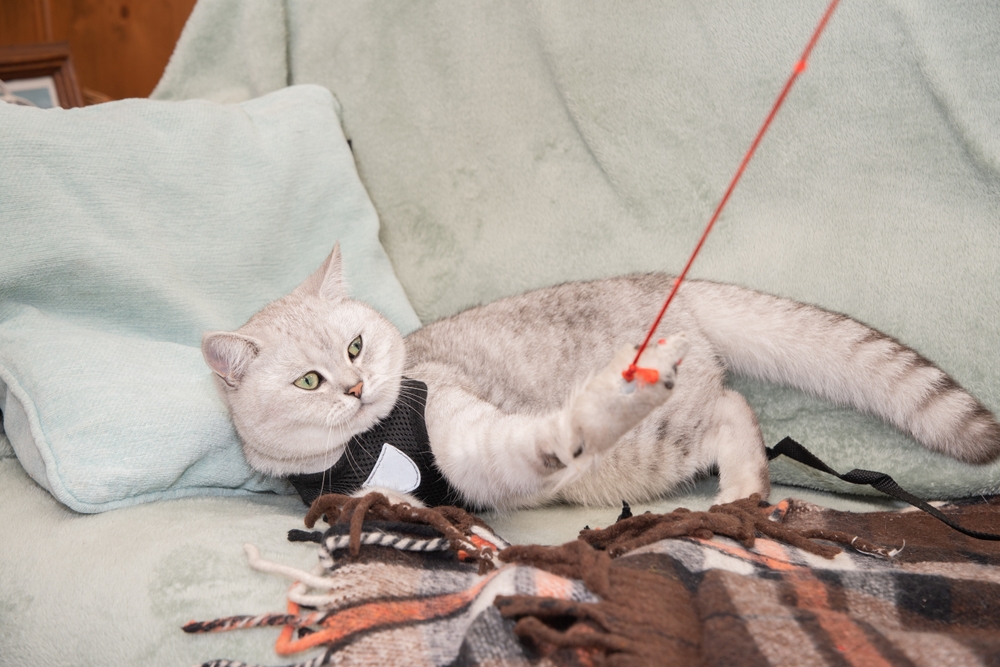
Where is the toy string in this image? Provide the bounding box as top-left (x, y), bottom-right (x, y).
top-left (623, 0), bottom-right (842, 382)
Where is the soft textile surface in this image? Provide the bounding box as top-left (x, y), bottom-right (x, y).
top-left (181, 493), bottom-right (1000, 666)
top-left (0, 458), bottom-right (908, 667)
top-left (153, 0), bottom-right (1000, 498)
top-left (0, 85), bottom-right (421, 513)
top-left (0, 459), bottom-right (316, 666)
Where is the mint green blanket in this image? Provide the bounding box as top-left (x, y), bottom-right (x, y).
top-left (153, 0), bottom-right (1000, 498)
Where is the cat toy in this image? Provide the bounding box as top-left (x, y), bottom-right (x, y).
top-left (623, 0), bottom-right (842, 384)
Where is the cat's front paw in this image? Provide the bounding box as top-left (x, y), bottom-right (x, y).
top-left (535, 430), bottom-right (596, 496)
top-left (567, 334), bottom-right (689, 461)
top-left (625, 333), bottom-right (689, 394)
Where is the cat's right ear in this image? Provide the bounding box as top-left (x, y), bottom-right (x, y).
top-left (202, 332), bottom-right (261, 388)
top-left (299, 243), bottom-right (348, 302)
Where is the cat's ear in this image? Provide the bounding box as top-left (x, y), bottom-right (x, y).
top-left (202, 332), bottom-right (261, 388)
top-left (299, 243), bottom-right (348, 301)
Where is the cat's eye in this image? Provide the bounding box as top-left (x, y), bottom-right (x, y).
top-left (348, 335), bottom-right (363, 361)
top-left (293, 372), bottom-right (322, 390)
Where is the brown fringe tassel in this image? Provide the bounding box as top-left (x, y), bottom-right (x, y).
top-left (579, 494), bottom-right (842, 558)
top-left (304, 492), bottom-right (499, 572)
top-left (577, 494), bottom-right (888, 558)
top-left (497, 540), bottom-right (701, 665)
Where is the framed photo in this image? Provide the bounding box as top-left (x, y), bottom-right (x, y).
top-left (0, 42), bottom-right (84, 109)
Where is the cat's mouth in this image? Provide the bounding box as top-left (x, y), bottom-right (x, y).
top-left (353, 376), bottom-right (401, 418)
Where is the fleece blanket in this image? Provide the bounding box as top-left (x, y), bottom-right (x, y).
top-left (150, 0), bottom-right (1000, 499)
top-left (183, 493), bottom-right (1000, 666)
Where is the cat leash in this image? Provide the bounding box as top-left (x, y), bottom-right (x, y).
top-left (622, 0), bottom-right (1000, 542)
top-left (767, 437), bottom-right (1000, 542)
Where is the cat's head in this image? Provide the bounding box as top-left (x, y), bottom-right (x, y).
top-left (202, 244), bottom-right (406, 476)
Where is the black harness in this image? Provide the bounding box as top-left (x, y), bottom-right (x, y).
top-left (287, 379), bottom-right (465, 508)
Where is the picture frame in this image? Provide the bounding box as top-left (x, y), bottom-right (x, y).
top-left (0, 42), bottom-right (84, 109)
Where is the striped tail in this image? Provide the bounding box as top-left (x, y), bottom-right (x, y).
top-left (687, 280), bottom-right (1000, 464)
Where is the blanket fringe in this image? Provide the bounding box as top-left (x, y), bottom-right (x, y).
top-left (197, 646), bottom-right (334, 667)
top-left (305, 492), bottom-right (502, 573)
top-left (575, 494), bottom-right (892, 558)
top-left (496, 540), bottom-right (700, 664)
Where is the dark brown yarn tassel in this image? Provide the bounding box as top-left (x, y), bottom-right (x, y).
top-left (580, 494), bottom-right (841, 559)
top-left (304, 492), bottom-right (498, 570)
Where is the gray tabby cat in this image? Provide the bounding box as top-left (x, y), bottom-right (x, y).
top-left (202, 245), bottom-right (1000, 510)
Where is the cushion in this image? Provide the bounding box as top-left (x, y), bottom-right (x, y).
top-left (0, 85), bottom-right (422, 513)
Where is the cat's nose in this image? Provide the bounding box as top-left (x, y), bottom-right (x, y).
top-left (346, 381), bottom-right (363, 398)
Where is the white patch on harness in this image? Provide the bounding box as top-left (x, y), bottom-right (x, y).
top-left (363, 443), bottom-right (421, 493)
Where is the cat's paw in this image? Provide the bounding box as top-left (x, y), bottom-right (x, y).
top-left (627, 333), bottom-right (690, 394)
top-left (564, 334), bottom-right (689, 464)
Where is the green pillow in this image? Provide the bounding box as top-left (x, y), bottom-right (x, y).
top-left (0, 85), bottom-right (421, 513)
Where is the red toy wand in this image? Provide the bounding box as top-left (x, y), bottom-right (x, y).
top-left (623, 0), bottom-right (842, 383)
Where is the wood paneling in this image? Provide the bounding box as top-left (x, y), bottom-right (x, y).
top-left (0, 0), bottom-right (197, 100)
top-left (0, 0), bottom-right (53, 44)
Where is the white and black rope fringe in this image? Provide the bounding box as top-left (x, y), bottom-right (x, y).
top-left (184, 610), bottom-right (327, 635)
top-left (314, 530), bottom-right (455, 571)
top-left (198, 646), bottom-right (334, 667)
top-left (323, 530), bottom-right (452, 554)
top-left (184, 614), bottom-right (295, 634)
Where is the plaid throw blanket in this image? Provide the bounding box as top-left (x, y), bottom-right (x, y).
top-left (185, 493), bottom-right (1000, 666)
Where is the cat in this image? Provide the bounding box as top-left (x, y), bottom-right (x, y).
top-left (202, 244), bottom-right (1000, 511)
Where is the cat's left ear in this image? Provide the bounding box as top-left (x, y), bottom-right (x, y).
top-left (299, 243), bottom-right (348, 301)
top-left (202, 332), bottom-right (261, 388)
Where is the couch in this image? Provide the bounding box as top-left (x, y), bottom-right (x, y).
top-left (2, 1), bottom-right (998, 664)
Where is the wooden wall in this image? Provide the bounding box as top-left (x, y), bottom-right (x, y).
top-left (0, 0), bottom-right (198, 100)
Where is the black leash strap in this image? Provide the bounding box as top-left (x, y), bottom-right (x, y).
top-left (767, 436), bottom-right (1000, 541)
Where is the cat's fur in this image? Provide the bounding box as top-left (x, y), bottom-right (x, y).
top-left (203, 245), bottom-right (1000, 510)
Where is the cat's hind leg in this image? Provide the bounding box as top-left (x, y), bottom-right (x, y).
top-left (700, 389), bottom-right (771, 504)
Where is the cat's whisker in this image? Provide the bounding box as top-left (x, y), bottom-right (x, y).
top-left (320, 410), bottom-right (343, 495)
top-left (323, 413), bottom-right (339, 486)
top-left (392, 386), bottom-right (430, 422)
top-left (326, 410), bottom-right (359, 476)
